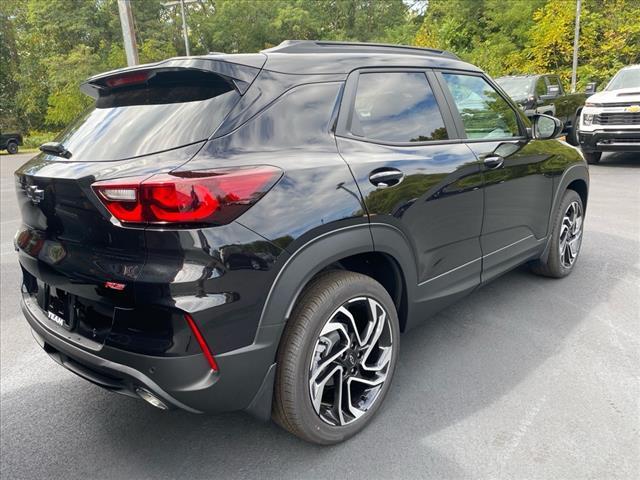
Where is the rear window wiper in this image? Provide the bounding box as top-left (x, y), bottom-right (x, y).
top-left (40, 142), bottom-right (72, 159)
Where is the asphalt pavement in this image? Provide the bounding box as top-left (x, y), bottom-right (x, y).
top-left (1, 151), bottom-right (639, 479)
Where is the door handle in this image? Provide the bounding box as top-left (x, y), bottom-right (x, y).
top-left (483, 155), bottom-right (504, 169)
top-left (369, 168), bottom-right (404, 188)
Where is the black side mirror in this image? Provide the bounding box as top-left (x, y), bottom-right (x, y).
top-left (585, 82), bottom-right (597, 95)
top-left (532, 114), bottom-right (563, 140)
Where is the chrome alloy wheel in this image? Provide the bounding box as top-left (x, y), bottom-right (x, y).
top-left (308, 296), bottom-right (393, 426)
top-left (559, 200), bottom-right (583, 268)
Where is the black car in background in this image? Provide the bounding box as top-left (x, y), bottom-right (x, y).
top-left (496, 74), bottom-right (591, 145)
top-left (15, 41), bottom-right (589, 444)
top-left (1, 130), bottom-right (23, 154)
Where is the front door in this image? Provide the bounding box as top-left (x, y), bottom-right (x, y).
top-left (436, 71), bottom-right (553, 283)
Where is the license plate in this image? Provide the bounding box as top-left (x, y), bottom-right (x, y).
top-left (45, 286), bottom-right (75, 330)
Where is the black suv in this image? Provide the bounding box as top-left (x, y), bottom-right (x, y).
top-left (495, 74), bottom-right (590, 145)
top-left (15, 41), bottom-right (589, 444)
top-left (1, 130), bottom-right (23, 154)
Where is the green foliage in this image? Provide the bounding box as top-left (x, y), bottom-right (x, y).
top-left (1, 0), bottom-right (637, 134)
top-left (23, 130), bottom-right (59, 149)
top-left (415, 0), bottom-right (639, 90)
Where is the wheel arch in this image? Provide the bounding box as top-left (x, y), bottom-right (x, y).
top-left (539, 163), bottom-right (589, 263)
top-left (257, 223), bottom-right (417, 336)
top-left (245, 223), bottom-right (416, 420)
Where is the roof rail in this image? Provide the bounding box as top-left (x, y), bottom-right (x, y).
top-left (262, 40), bottom-right (460, 60)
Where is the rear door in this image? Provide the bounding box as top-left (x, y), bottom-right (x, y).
top-left (335, 69), bottom-right (484, 308)
top-left (436, 71), bottom-right (553, 283)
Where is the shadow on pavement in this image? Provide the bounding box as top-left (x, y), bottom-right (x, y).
top-left (599, 151), bottom-right (639, 167)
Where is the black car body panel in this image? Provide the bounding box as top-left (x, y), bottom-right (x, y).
top-left (16, 41), bottom-right (589, 419)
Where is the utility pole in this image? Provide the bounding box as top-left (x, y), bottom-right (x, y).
top-left (570, 0), bottom-right (581, 93)
top-left (163, 0), bottom-right (198, 56)
top-left (180, 0), bottom-right (190, 56)
top-left (117, 0), bottom-right (139, 66)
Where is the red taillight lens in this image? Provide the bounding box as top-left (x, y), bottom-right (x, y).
top-left (185, 314), bottom-right (218, 372)
top-left (104, 71), bottom-right (150, 88)
top-left (92, 166), bottom-right (282, 226)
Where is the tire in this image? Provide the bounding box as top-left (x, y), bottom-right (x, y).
top-left (583, 151), bottom-right (601, 164)
top-left (6, 141), bottom-right (18, 154)
top-left (273, 270), bottom-right (400, 445)
top-left (530, 189), bottom-right (584, 278)
top-left (566, 111), bottom-right (580, 146)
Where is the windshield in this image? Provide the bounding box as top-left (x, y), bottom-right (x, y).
top-left (495, 77), bottom-right (534, 101)
top-left (605, 68), bottom-right (640, 91)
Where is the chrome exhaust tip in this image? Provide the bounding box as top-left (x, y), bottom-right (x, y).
top-left (135, 387), bottom-right (169, 410)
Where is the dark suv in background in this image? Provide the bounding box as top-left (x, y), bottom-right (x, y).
top-left (15, 40), bottom-right (588, 444)
top-left (496, 74), bottom-right (591, 145)
top-left (1, 130), bottom-right (23, 154)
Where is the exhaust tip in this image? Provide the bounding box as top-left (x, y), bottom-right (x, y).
top-left (135, 387), bottom-right (169, 410)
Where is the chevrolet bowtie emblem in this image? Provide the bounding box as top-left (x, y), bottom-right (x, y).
top-left (26, 185), bottom-right (45, 205)
top-left (626, 105), bottom-right (640, 113)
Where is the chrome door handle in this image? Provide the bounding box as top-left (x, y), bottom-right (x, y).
top-left (483, 155), bottom-right (504, 169)
top-left (369, 168), bottom-right (404, 188)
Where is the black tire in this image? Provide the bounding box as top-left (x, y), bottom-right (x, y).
top-left (583, 151), bottom-right (601, 164)
top-left (566, 111), bottom-right (580, 146)
top-left (530, 189), bottom-right (584, 278)
top-left (6, 141), bottom-right (18, 154)
top-left (273, 270), bottom-right (400, 445)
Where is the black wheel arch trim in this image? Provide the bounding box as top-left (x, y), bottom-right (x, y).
top-left (539, 162), bottom-right (589, 263)
top-left (256, 222), bottom-right (417, 334)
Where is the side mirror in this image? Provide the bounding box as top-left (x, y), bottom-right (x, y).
top-left (532, 114), bottom-right (563, 140)
top-left (546, 85), bottom-right (560, 97)
top-left (585, 82), bottom-right (597, 95)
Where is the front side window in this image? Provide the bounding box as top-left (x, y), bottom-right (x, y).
top-left (351, 72), bottom-right (448, 143)
top-left (442, 73), bottom-right (521, 140)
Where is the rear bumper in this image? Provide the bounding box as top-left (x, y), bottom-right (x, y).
top-left (578, 129), bottom-right (640, 153)
top-left (22, 290), bottom-right (278, 417)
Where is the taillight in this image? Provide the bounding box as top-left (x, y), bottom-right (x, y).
top-left (92, 166), bottom-right (282, 226)
top-left (185, 313), bottom-right (218, 372)
top-left (104, 71), bottom-right (150, 88)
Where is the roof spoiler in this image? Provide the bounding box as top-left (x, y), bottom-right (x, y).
top-left (80, 56), bottom-right (266, 98)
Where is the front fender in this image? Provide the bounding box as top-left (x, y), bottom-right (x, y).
top-left (539, 162), bottom-right (589, 263)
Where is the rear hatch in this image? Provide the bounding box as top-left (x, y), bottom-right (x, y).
top-left (16, 58), bottom-right (263, 349)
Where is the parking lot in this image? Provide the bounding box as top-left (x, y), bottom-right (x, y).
top-left (1, 151), bottom-right (638, 479)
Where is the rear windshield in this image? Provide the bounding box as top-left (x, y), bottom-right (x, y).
top-left (56, 70), bottom-right (240, 161)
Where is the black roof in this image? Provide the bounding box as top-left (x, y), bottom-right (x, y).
top-left (83, 40), bottom-right (479, 91)
top-left (263, 40), bottom-right (460, 59)
top-left (257, 40), bottom-right (478, 75)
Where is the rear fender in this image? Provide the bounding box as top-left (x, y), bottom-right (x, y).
top-left (246, 222), bottom-right (418, 419)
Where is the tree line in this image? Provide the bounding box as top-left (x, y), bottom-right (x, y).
top-left (1, 0), bottom-right (638, 137)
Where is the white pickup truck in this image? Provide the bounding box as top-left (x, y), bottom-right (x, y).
top-left (578, 65), bottom-right (640, 164)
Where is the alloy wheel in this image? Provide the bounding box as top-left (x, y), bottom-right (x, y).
top-left (559, 200), bottom-right (583, 268)
top-left (308, 296), bottom-right (393, 426)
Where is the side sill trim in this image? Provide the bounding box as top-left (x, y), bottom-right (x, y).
top-left (418, 234), bottom-right (539, 287)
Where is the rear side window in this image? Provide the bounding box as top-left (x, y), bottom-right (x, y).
top-left (442, 73), bottom-right (521, 139)
top-left (350, 72), bottom-right (448, 143)
top-left (56, 70), bottom-right (240, 161)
